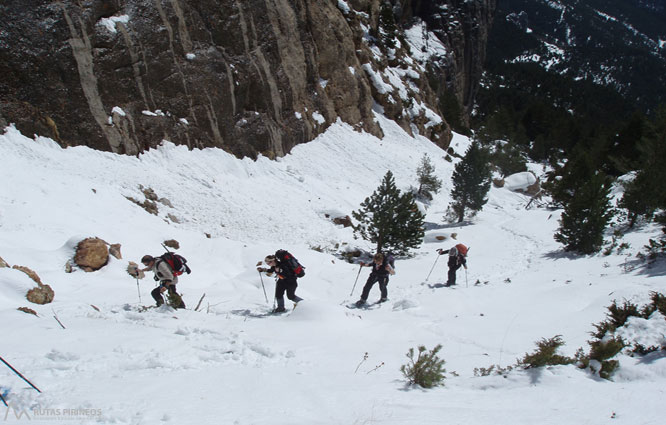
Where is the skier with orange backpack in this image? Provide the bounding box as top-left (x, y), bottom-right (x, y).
top-left (437, 244), bottom-right (468, 286)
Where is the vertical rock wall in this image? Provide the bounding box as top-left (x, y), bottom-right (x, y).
top-left (0, 0), bottom-right (495, 158)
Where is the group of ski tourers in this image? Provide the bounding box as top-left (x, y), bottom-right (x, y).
top-left (137, 243), bottom-right (469, 313)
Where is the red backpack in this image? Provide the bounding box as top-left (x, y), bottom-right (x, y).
top-left (159, 252), bottom-right (191, 276)
top-left (275, 250), bottom-right (305, 277)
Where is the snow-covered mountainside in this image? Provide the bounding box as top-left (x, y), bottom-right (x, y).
top-left (487, 0), bottom-right (666, 112)
top-left (1, 118), bottom-right (664, 424)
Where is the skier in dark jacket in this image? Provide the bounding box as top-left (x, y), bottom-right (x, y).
top-left (141, 254), bottom-right (186, 308)
top-left (257, 253), bottom-right (303, 313)
top-left (355, 253), bottom-right (395, 307)
top-left (437, 244), bottom-right (468, 286)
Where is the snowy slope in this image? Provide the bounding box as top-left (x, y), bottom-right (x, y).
top-left (1, 116), bottom-right (664, 425)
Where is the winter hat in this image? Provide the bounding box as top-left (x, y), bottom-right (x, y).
top-left (265, 255), bottom-right (276, 263)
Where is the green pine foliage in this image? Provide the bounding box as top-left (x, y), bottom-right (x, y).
top-left (378, 1), bottom-right (397, 50)
top-left (588, 337), bottom-right (625, 380)
top-left (449, 142), bottom-right (491, 223)
top-left (592, 300), bottom-right (641, 339)
top-left (352, 171), bottom-right (425, 255)
top-left (554, 172), bottom-right (614, 254)
top-left (400, 344), bottom-right (446, 388)
top-left (167, 291), bottom-right (184, 309)
top-left (645, 292), bottom-right (666, 317)
top-left (620, 107), bottom-right (666, 235)
top-left (415, 154), bottom-right (442, 201)
top-left (543, 147), bottom-right (599, 208)
top-left (487, 141), bottom-right (528, 177)
top-left (474, 294), bottom-right (666, 381)
top-left (518, 335), bottom-right (575, 369)
top-left (438, 89), bottom-right (468, 135)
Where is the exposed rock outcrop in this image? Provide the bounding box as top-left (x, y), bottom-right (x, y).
top-left (74, 237), bottom-right (109, 272)
top-left (163, 239), bottom-right (180, 250)
top-left (109, 243), bottom-right (123, 259)
top-left (0, 0), bottom-right (495, 157)
top-left (26, 285), bottom-right (55, 305)
top-left (12, 265), bottom-right (43, 286)
top-left (333, 215), bottom-right (353, 228)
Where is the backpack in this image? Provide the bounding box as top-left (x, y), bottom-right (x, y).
top-left (275, 249), bottom-right (305, 278)
top-left (450, 244), bottom-right (468, 257)
top-left (383, 252), bottom-right (395, 270)
top-left (159, 252), bottom-right (191, 276)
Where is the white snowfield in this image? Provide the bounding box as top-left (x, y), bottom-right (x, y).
top-left (0, 116), bottom-right (664, 425)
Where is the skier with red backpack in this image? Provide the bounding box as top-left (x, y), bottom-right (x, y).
top-left (141, 253), bottom-right (189, 309)
top-left (257, 249), bottom-right (304, 313)
top-left (437, 244), bottom-right (468, 286)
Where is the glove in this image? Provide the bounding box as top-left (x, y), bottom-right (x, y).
top-left (359, 261), bottom-right (365, 266)
top-left (257, 267), bottom-right (266, 272)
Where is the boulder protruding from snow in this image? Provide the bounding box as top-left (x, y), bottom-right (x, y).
top-left (109, 243), bottom-right (122, 260)
top-left (74, 237), bottom-right (109, 272)
top-left (333, 216), bottom-right (352, 228)
top-left (0, 255), bottom-right (8, 268)
top-left (26, 284), bottom-right (55, 305)
top-left (12, 265), bottom-right (43, 285)
top-left (163, 239), bottom-right (180, 250)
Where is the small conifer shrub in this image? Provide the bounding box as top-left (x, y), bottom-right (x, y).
top-left (473, 364), bottom-right (514, 377)
top-left (400, 344), bottom-right (446, 388)
top-left (167, 292), bottom-right (185, 309)
top-left (642, 291), bottom-right (666, 317)
top-left (415, 154), bottom-right (442, 202)
top-left (518, 335), bottom-right (574, 369)
top-left (592, 300), bottom-right (641, 339)
top-left (588, 337), bottom-right (625, 379)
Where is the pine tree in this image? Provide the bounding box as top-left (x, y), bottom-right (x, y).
top-left (554, 172), bottom-right (614, 254)
top-left (353, 171), bottom-right (425, 255)
top-left (416, 154), bottom-right (442, 201)
top-left (544, 143), bottom-right (602, 208)
top-left (449, 142), bottom-right (491, 222)
top-left (378, 1), bottom-right (397, 50)
top-left (620, 107), bottom-right (666, 227)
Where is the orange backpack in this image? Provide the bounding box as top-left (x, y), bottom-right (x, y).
top-left (451, 244), bottom-right (468, 257)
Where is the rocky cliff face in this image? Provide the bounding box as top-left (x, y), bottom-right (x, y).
top-left (0, 0), bottom-right (495, 158)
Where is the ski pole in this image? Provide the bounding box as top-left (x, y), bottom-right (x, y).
top-left (258, 271), bottom-right (269, 304)
top-left (0, 356), bottom-right (41, 393)
top-left (465, 268), bottom-right (468, 288)
top-left (136, 278), bottom-right (142, 303)
top-left (349, 264), bottom-right (363, 297)
top-left (425, 253), bottom-right (440, 282)
top-left (0, 391), bottom-right (7, 407)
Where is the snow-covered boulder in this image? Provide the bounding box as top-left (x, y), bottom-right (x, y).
top-left (503, 172), bottom-right (540, 195)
